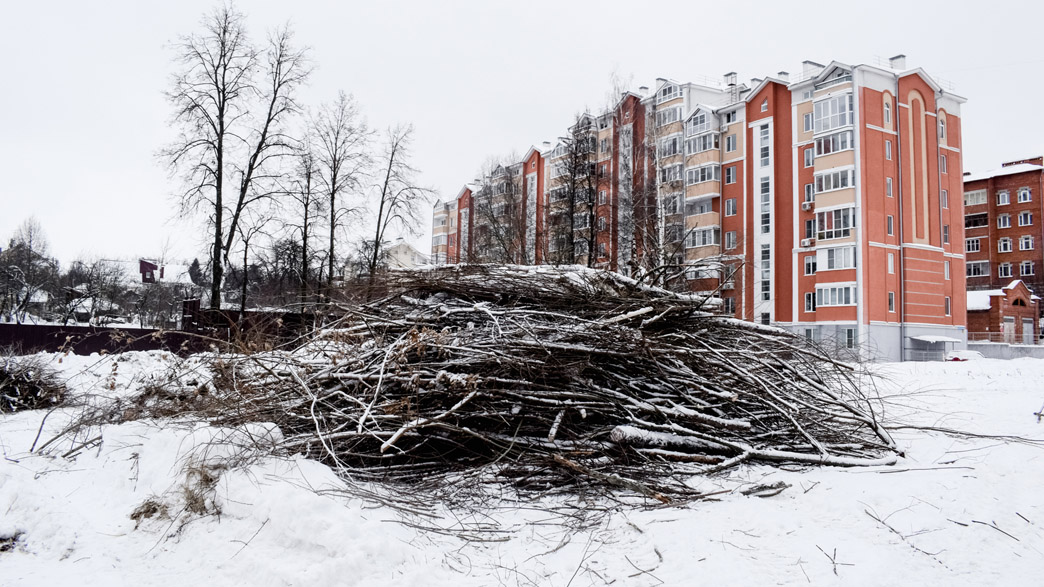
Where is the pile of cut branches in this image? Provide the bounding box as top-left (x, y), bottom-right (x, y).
top-left (1, 354), bottom-right (67, 413)
top-left (124, 266), bottom-right (899, 501)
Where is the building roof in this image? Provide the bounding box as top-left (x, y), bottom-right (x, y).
top-left (964, 163), bottom-right (1044, 183)
top-left (967, 280), bottom-right (1040, 311)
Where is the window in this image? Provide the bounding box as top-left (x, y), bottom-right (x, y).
top-left (725, 166), bottom-right (736, 184)
top-left (1021, 261), bottom-right (1035, 276)
top-left (1018, 211), bottom-right (1032, 226)
top-left (941, 189), bottom-right (948, 209)
top-left (944, 296), bottom-right (951, 317)
top-left (725, 198), bottom-right (737, 216)
top-left (939, 117), bottom-right (946, 140)
top-left (805, 292), bottom-right (816, 312)
top-left (804, 148), bottom-right (814, 167)
top-left (943, 224), bottom-right (949, 244)
top-left (887, 215), bottom-right (894, 236)
top-left (657, 84), bottom-right (680, 103)
top-left (1018, 188), bottom-right (1032, 203)
top-left (821, 246), bottom-right (856, 270)
top-left (945, 260), bottom-right (951, 280)
top-left (725, 134), bottom-right (736, 152)
top-left (884, 102), bottom-right (891, 126)
top-left (686, 113), bottom-right (711, 136)
top-left (940, 155), bottom-right (947, 173)
top-left (888, 253), bottom-right (894, 274)
top-left (814, 130), bottom-right (853, 156)
top-left (659, 164), bottom-right (683, 183)
top-left (722, 297), bottom-right (735, 314)
top-left (724, 111), bottom-right (737, 124)
top-left (999, 263), bottom-right (1013, 278)
top-left (998, 214), bottom-right (1011, 229)
top-left (761, 99), bottom-right (768, 112)
top-left (816, 207), bottom-right (855, 240)
top-left (805, 219), bottom-right (815, 239)
top-left (725, 231), bottom-right (737, 250)
top-left (685, 198), bottom-right (713, 216)
top-left (686, 164), bottom-right (720, 185)
top-left (804, 183), bottom-right (814, 202)
top-left (886, 177), bottom-right (893, 197)
top-left (965, 213), bottom-right (988, 229)
top-left (885, 140), bottom-right (892, 160)
top-left (804, 255), bottom-right (817, 275)
top-left (803, 112), bottom-right (813, 132)
top-left (813, 93), bottom-right (854, 133)
top-left (1020, 235), bottom-right (1034, 250)
top-left (998, 190), bottom-right (1010, 205)
top-left (760, 178), bottom-right (771, 234)
top-left (685, 133), bottom-right (719, 155)
top-left (661, 193), bottom-right (680, 215)
top-left (761, 312), bottom-right (770, 325)
top-left (816, 284), bottom-right (856, 306)
top-left (597, 216), bottom-right (607, 231)
top-left (598, 190), bottom-right (607, 205)
top-left (888, 292), bottom-right (895, 313)
top-left (759, 125), bottom-right (770, 166)
top-left (760, 245), bottom-right (771, 301)
top-left (686, 227), bottom-right (720, 248)
top-left (964, 189), bottom-right (987, 206)
top-left (998, 237), bottom-right (1012, 253)
top-left (815, 168), bottom-right (854, 193)
top-left (659, 135), bottom-right (682, 158)
top-left (656, 106), bottom-right (682, 127)
top-left (966, 261), bottom-right (989, 277)
top-left (598, 242), bottom-right (607, 258)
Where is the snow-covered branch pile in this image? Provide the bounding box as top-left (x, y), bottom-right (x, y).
top-left (115, 266), bottom-right (898, 500)
top-left (1, 354), bottom-right (67, 413)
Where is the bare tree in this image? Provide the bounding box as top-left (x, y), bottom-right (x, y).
top-left (367, 124), bottom-right (435, 278)
top-left (472, 156), bottom-right (530, 264)
top-left (311, 92), bottom-right (370, 289)
top-left (1, 218), bottom-right (59, 323)
top-left (162, 5), bottom-right (309, 310)
top-left (284, 143), bottom-right (325, 303)
top-left (543, 114), bottom-right (598, 266)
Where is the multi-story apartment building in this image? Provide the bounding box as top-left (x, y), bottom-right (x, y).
top-left (433, 55), bottom-right (967, 360)
top-left (430, 199), bottom-right (457, 264)
top-left (962, 157), bottom-right (1044, 295)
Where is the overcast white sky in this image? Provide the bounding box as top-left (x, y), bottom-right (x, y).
top-left (2, 0), bottom-right (1043, 266)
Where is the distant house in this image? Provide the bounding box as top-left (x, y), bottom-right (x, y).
top-left (967, 280), bottom-right (1040, 344)
top-left (385, 240), bottom-right (429, 269)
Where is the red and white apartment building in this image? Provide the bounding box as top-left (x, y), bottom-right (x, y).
top-left (432, 55), bottom-right (968, 360)
top-left (962, 157), bottom-right (1044, 342)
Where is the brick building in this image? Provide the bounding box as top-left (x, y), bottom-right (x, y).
top-left (434, 55), bottom-right (967, 360)
top-left (962, 157), bottom-right (1044, 295)
top-left (967, 280), bottom-right (1040, 343)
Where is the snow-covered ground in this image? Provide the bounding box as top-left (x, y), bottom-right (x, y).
top-left (2, 352), bottom-right (1042, 586)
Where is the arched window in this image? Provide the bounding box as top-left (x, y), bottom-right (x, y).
top-left (883, 100), bottom-right (892, 127)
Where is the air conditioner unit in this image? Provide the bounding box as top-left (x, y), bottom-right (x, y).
top-left (721, 281), bottom-right (734, 290)
top-left (801, 201), bottom-right (814, 211)
top-left (800, 238), bottom-right (815, 247)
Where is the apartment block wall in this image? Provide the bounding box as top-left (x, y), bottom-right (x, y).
top-left (437, 57), bottom-right (966, 360)
top-left (963, 161), bottom-right (1044, 296)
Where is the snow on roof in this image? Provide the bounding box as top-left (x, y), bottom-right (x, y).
top-left (966, 289), bottom-right (1002, 311)
top-left (963, 163), bottom-right (1043, 183)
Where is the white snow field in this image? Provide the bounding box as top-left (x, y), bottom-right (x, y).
top-left (2, 352), bottom-right (1042, 586)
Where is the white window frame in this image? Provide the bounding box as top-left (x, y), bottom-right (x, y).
top-left (725, 198), bottom-right (737, 216)
top-left (1018, 188), bottom-right (1032, 203)
top-left (998, 214), bottom-right (1011, 229)
top-left (998, 237), bottom-right (1013, 253)
top-left (725, 166), bottom-right (736, 184)
top-left (803, 112), bottom-right (813, 132)
top-left (965, 238), bottom-right (980, 253)
top-left (804, 148), bottom-right (814, 168)
top-left (998, 190), bottom-right (1010, 206)
top-left (999, 262), bottom-right (1013, 278)
top-left (725, 134), bottom-right (736, 152)
top-left (815, 283), bottom-right (857, 307)
top-left (1021, 261), bottom-right (1035, 276)
top-left (885, 140), bottom-right (891, 160)
top-left (964, 189), bottom-right (987, 206)
top-left (966, 261), bottom-right (989, 277)
top-left (1020, 235), bottom-right (1034, 250)
top-left (1018, 211), bottom-right (1033, 226)
top-left (813, 93), bottom-right (854, 134)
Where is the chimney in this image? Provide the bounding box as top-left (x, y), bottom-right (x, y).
top-left (777, 71), bottom-right (790, 83)
top-left (638, 85), bottom-right (649, 96)
top-left (889, 54), bottom-right (907, 70)
top-left (160, 267), bottom-right (165, 279)
top-left (750, 78), bottom-right (762, 87)
top-left (723, 72), bottom-right (737, 86)
top-left (802, 60), bottom-right (824, 77)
